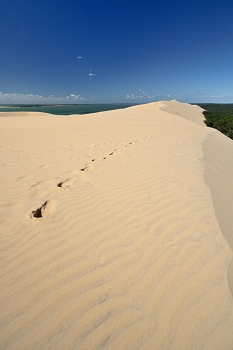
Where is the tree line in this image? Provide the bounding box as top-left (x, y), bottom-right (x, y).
top-left (197, 103), bottom-right (233, 140)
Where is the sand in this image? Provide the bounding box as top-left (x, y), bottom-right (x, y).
top-left (0, 100), bottom-right (233, 350)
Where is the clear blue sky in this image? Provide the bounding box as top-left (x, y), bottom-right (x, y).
top-left (1, 0), bottom-right (233, 104)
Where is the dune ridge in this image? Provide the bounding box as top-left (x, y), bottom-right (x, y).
top-left (0, 101), bottom-right (233, 349)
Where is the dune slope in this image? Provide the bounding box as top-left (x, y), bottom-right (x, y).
top-left (0, 101), bottom-right (233, 350)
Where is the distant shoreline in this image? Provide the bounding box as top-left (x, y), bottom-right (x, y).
top-left (0, 103), bottom-right (138, 115)
top-left (0, 103), bottom-right (139, 107)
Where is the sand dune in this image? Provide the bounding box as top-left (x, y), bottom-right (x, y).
top-left (0, 101), bottom-right (233, 349)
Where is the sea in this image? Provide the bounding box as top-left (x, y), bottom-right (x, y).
top-left (0, 104), bottom-right (138, 115)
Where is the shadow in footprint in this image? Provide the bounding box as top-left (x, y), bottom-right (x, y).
top-left (57, 178), bottom-right (75, 188)
top-left (32, 201), bottom-right (48, 218)
top-left (31, 199), bottom-right (56, 218)
top-left (80, 165), bottom-right (93, 172)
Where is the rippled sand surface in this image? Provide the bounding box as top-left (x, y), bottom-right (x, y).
top-left (0, 101), bottom-right (233, 350)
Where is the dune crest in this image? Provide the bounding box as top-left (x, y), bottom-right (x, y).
top-left (0, 101), bottom-right (233, 349)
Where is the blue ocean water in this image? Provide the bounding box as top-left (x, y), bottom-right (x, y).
top-left (0, 104), bottom-right (137, 115)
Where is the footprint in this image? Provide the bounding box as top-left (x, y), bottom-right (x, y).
top-left (80, 167), bottom-right (88, 172)
top-left (31, 199), bottom-right (56, 218)
top-left (57, 178), bottom-right (76, 188)
top-left (80, 164), bottom-right (93, 172)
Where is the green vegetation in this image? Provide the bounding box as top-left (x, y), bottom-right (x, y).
top-left (197, 104), bottom-right (233, 139)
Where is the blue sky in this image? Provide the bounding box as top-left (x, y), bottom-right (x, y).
top-left (1, 0), bottom-right (233, 104)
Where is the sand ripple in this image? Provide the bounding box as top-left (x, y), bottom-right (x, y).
top-left (0, 101), bottom-right (233, 349)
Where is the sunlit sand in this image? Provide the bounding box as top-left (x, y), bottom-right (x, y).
top-left (0, 100), bottom-right (233, 349)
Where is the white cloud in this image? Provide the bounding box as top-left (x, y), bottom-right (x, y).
top-left (210, 95), bottom-right (224, 98)
top-left (77, 56), bottom-right (83, 59)
top-left (126, 94), bottom-right (135, 99)
top-left (0, 92), bottom-right (85, 104)
top-left (88, 68), bottom-right (97, 77)
top-left (69, 94), bottom-right (83, 99)
top-left (0, 92), bottom-right (43, 102)
top-left (126, 91), bottom-right (155, 100)
top-left (125, 90), bottom-right (233, 103)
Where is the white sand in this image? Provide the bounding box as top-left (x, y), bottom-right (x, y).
top-left (0, 100), bottom-right (233, 349)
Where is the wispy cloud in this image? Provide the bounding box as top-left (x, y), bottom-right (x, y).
top-left (168, 90), bottom-right (233, 102)
top-left (194, 90), bottom-right (204, 95)
top-left (210, 95), bottom-right (224, 98)
top-left (126, 90), bottom-right (155, 100)
top-left (77, 56), bottom-right (83, 59)
top-left (126, 94), bottom-right (135, 99)
top-left (88, 69), bottom-right (96, 77)
top-left (68, 94), bottom-right (84, 100)
top-left (0, 92), bottom-right (85, 104)
top-left (126, 89), bottom-right (233, 103)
